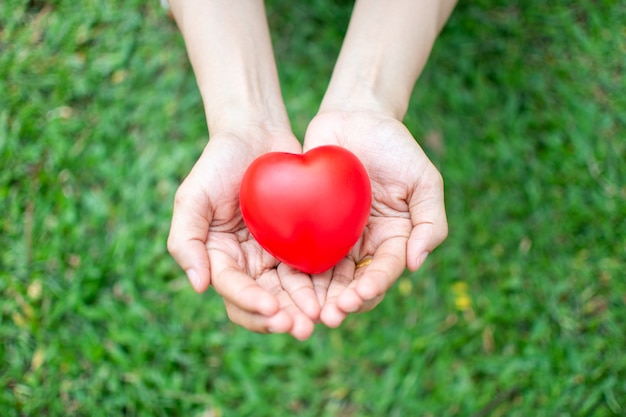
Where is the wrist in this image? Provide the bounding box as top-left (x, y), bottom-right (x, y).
top-left (202, 89), bottom-right (291, 136)
top-left (319, 72), bottom-right (407, 120)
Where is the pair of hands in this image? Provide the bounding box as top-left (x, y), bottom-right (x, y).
top-left (167, 109), bottom-right (448, 340)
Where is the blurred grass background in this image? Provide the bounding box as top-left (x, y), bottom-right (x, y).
top-left (1, 0), bottom-right (625, 416)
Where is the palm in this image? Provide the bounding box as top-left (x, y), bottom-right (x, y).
top-left (303, 110), bottom-right (448, 326)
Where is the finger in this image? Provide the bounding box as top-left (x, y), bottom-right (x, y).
top-left (406, 169), bottom-right (448, 271)
top-left (338, 258), bottom-right (385, 314)
top-left (209, 249), bottom-right (280, 316)
top-left (224, 301), bottom-right (293, 335)
top-left (320, 285), bottom-right (384, 327)
top-left (260, 266), bottom-right (317, 339)
top-left (320, 302), bottom-right (348, 328)
top-left (167, 184), bottom-right (212, 293)
top-left (222, 275), bottom-right (316, 340)
top-left (210, 249), bottom-right (318, 342)
top-left (349, 236), bottom-right (407, 303)
top-left (310, 271), bottom-right (332, 310)
top-left (319, 257), bottom-right (356, 328)
top-left (281, 302), bottom-right (316, 340)
top-left (276, 263), bottom-right (321, 321)
top-left (354, 293), bottom-right (385, 314)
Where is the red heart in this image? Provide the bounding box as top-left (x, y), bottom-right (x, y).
top-left (240, 145), bottom-right (371, 274)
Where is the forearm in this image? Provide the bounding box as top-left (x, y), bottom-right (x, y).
top-left (320, 0), bottom-right (457, 119)
top-left (169, 0), bottom-right (290, 133)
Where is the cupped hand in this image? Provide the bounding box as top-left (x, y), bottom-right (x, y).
top-left (167, 126), bottom-right (320, 340)
top-left (303, 110), bottom-right (448, 327)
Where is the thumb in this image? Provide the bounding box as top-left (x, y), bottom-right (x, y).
top-left (406, 170), bottom-right (448, 271)
top-left (167, 185), bottom-right (212, 293)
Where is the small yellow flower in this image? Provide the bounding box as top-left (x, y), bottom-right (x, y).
top-left (451, 281), bottom-right (472, 311)
top-left (454, 294), bottom-right (472, 311)
top-left (398, 278), bottom-right (413, 296)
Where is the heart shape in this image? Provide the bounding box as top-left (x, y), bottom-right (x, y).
top-left (240, 145), bottom-right (372, 274)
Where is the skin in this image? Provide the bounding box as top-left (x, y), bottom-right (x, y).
top-left (167, 0), bottom-right (455, 339)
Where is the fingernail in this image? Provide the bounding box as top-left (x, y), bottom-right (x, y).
top-left (417, 252), bottom-right (429, 268)
top-left (186, 268), bottom-right (200, 290)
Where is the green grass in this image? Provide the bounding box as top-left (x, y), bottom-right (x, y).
top-left (1, 0), bottom-right (625, 416)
